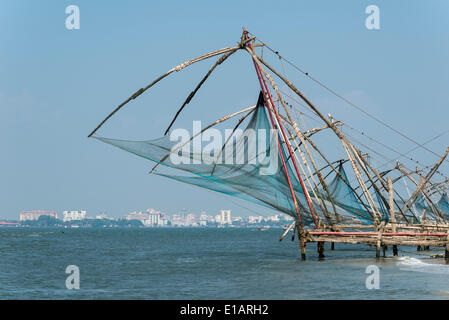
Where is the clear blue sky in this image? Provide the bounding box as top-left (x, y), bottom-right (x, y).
top-left (1, 0), bottom-right (448, 219)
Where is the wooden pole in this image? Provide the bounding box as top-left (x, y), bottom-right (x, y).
top-left (253, 54), bottom-right (382, 222)
top-left (317, 241), bottom-right (325, 259)
top-left (280, 118), bottom-right (333, 226)
top-left (243, 30), bottom-right (308, 259)
top-left (388, 177), bottom-right (398, 256)
top-left (279, 221), bottom-right (295, 242)
top-left (244, 41), bottom-right (321, 229)
top-left (445, 231), bottom-right (449, 264)
top-left (279, 114), bottom-right (342, 223)
top-left (300, 133), bottom-right (374, 217)
top-left (376, 221), bottom-right (385, 259)
top-left (87, 45), bottom-right (250, 138)
top-left (164, 50), bottom-right (237, 135)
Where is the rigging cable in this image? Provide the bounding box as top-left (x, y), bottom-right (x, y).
top-left (247, 31), bottom-right (449, 166)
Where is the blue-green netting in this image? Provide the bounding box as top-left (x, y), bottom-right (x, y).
top-left (322, 163), bottom-right (373, 224)
top-left (437, 193), bottom-right (449, 219)
top-left (94, 92), bottom-right (392, 225)
top-left (413, 192), bottom-right (449, 221)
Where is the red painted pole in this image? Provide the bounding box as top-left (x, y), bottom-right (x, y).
top-left (243, 28), bottom-right (320, 228)
top-left (242, 30), bottom-right (305, 229)
top-left (309, 231), bottom-right (448, 237)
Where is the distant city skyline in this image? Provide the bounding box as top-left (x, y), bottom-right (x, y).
top-left (13, 206), bottom-right (293, 228)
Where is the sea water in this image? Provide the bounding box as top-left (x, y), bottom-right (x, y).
top-left (0, 228), bottom-right (448, 299)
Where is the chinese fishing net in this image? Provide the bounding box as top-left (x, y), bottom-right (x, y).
top-left (94, 92), bottom-right (384, 225)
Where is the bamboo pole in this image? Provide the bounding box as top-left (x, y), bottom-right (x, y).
top-left (164, 50), bottom-right (237, 135)
top-left (279, 114), bottom-right (342, 223)
top-left (253, 53), bottom-right (392, 219)
top-left (87, 45), bottom-right (249, 138)
top-left (87, 39), bottom-right (263, 138)
top-left (253, 54), bottom-right (382, 222)
top-left (243, 31), bottom-right (309, 259)
top-left (343, 139), bottom-right (389, 221)
top-left (244, 44), bottom-right (321, 228)
top-left (351, 148), bottom-right (399, 218)
top-left (261, 98), bottom-right (312, 257)
top-left (341, 140), bottom-right (381, 222)
top-left (278, 117), bottom-right (332, 225)
top-left (279, 221), bottom-right (295, 242)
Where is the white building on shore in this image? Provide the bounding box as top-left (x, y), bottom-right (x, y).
top-left (220, 209), bottom-right (232, 225)
top-left (63, 210), bottom-right (86, 222)
top-left (20, 210), bottom-right (58, 221)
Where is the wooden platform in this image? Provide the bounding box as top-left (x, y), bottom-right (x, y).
top-left (300, 222), bottom-right (449, 261)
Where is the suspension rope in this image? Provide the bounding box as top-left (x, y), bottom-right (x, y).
top-left (278, 87), bottom-right (449, 181)
top-left (246, 31), bottom-right (449, 166)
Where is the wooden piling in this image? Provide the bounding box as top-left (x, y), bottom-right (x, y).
top-left (300, 230), bottom-right (306, 260)
top-left (376, 221), bottom-right (384, 259)
top-left (445, 231), bottom-right (449, 264)
top-left (393, 245), bottom-right (398, 256)
top-left (317, 241), bottom-right (325, 259)
top-left (388, 177), bottom-right (399, 257)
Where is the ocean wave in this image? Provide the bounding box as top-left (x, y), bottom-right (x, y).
top-left (397, 256), bottom-right (449, 275)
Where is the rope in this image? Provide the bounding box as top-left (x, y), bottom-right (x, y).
top-left (278, 87), bottom-right (449, 181)
top-left (247, 31), bottom-right (449, 166)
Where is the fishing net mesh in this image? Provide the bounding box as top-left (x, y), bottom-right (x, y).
top-left (94, 92), bottom-right (448, 225)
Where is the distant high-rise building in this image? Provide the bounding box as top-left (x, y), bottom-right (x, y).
top-left (20, 210), bottom-right (58, 221)
top-left (199, 212), bottom-right (208, 227)
top-left (220, 209), bottom-right (231, 225)
top-left (147, 209), bottom-right (161, 226)
top-left (159, 213), bottom-right (168, 226)
top-left (63, 210), bottom-right (86, 222)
